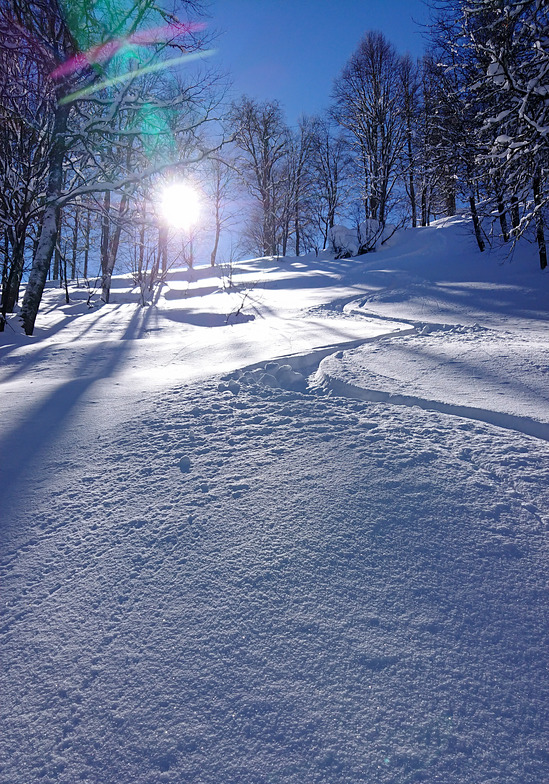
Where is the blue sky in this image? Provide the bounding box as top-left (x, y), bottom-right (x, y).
top-left (209, 0), bottom-right (430, 124)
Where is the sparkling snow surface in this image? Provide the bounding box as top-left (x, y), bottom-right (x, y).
top-left (1, 218), bottom-right (548, 784)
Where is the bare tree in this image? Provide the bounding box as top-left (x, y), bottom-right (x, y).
top-left (332, 31), bottom-right (407, 226)
top-left (229, 97), bottom-right (289, 257)
top-left (0, 11), bottom-right (52, 326)
top-left (309, 117), bottom-right (351, 246)
top-left (1, 0), bottom-right (222, 334)
top-left (400, 54), bottom-right (421, 227)
top-left (205, 155), bottom-right (238, 266)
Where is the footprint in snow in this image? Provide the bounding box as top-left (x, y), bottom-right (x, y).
top-left (179, 456), bottom-right (191, 473)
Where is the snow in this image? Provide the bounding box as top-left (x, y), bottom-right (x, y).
top-left (487, 60), bottom-right (506, 87)
top-left (317, 325), bottom-right (549, 440)
top-left (329, 219), bottom-right (394, 257)
top-left (1, 217), bottom-right (548, 784)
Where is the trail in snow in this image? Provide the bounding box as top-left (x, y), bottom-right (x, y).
top-left (0, 256), bottom-right (408, 518)
top-left (315, 324), bottom-right (549, 442)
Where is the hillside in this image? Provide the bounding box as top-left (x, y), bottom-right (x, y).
top-left (1, 218), bottom-right (548, 784)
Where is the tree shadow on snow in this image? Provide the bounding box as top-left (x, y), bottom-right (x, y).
top-left (0, 303), bottom-right (155, 526)
top-left (162, 309), bottom-right (254, 327)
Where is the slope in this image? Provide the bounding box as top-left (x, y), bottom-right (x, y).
top-left (1, 218), bottom-right (548, 784)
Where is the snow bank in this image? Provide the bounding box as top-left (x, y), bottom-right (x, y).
top-left (316, 324), bottom-right (549, 441)
top-left (328, 219), bottom-right (395, 258)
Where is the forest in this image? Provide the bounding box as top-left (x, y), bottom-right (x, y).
top-left (0, 0), bottom-right (547, 336)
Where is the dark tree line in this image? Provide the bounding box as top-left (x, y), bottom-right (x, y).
top-left (422, 0), bottom-right (548, 265)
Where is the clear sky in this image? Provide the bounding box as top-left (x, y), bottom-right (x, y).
top-left (208, 0), bottom-right (430, 125)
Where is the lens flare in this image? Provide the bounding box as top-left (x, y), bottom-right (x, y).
top-left (160, 183), bottom-right (200, 230)
top-left (58, 49), bottom-right (215, 105)
top-left (51, 21), bottom-right (206, 80)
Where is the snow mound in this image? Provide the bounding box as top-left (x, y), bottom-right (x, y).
top-left (329, 220), bottom-right (395, 258)
top-left (223, 361), bottom-right (309, 393)
top-left (316, 324), bottom-right (549, 441)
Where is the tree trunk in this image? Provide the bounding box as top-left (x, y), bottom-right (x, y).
top-left (54, 234), bottom-right (62, 286)
top-left (409, 170), bottom-right (417, 228)
top-left (511, 196), bottom-right (520, 235)
top-left (20, 101), bottom-right (69, 335)
top-left (294, 167), bottom-right (301, 255)
top-left (497, 195), bottom-right (509, 242)
top-left (54, 209), bottom-right (63, 284)
top-left (446, 188), bottom-right (456, 216)
top-left (138, 219), bottom-right (145, 279)
top-left (149, 250), bottom-right (159, 291)
top-left (187, 237), bottom-right (194, 270)
top-left (63, 249), bottom-right (70, 304)
top-left (83, 208), bottom-right (90, 279)
top-left (102, 190), bottom-right (131, 302)
top-left (421, 188), bottom-right (428, 227)
top-left (211, 166), bottom-right (222, 267)
top-left (100, 191), bottom-right (111, 302)
top-left (0, 234), bottom-right (8, 328)
top-left (158, 224), bottom-right (168, 273)
top-left (2, 232), bottom-right (8, 291)
top-left (281, 216), bottom-right (289, 257)
top-left (469, 195), bottom-right (485, 252)
top-left (404, 103), bottom-right (417, 227)
top-left (71, 208), bottom-right (79, 279)
top-left (2, 238), bottom-right (26, 315)
top-left (294, 191), bottom-right (301, 256)
top-left (532, 174), bottom-right (547, 270)
top-left (210, 219), bottom-right (220, 267)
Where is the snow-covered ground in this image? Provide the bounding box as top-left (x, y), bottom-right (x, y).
top-left (1, 218), bottom-right (548, 783)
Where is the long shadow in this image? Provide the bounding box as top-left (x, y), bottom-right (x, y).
top-left (352, 277), bottom-right (549, 326)
top-left (162, 310), bottom-right (254, 327)
top-left (163, 283), bottom-right (225, 300)
top-left (0, 303), bottom-right (154, 526)
top-left (0, 305), bottom-right (128, 384)
top-left (0, 303), bottom-right (126, 366)
top-left (0, 342), bottom-right (58, 382)
top-left (68, 303), bottom-right (125, 342)
top-left (424, 282), bottom-right (548, 323)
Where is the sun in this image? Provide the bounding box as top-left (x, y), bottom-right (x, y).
top-left (160, 182), bottom-right (200, 230)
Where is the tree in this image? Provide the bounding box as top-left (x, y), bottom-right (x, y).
top-left (204, 154), bottom-right (238, 266)
top-left (1, 0), bottom-right (220, 334)
top-left (426, 0), bottom-right (548, 265)
top-left (309, 118), bottom-right (351, 246)
top-left (278, 118), bottom-right (315, 256)
top-left (401, 55), bottom-right (421, 227)
top-left (461, 0), bottom-right (548, 267)
top-left (229, 97), bottom-right (289, 257)
top-left (332, 31), bottom-right (407, 226)
top-left (0, 9), bottom-right (52, 327)
top-left (424, 7), bottom-right (489, 251)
